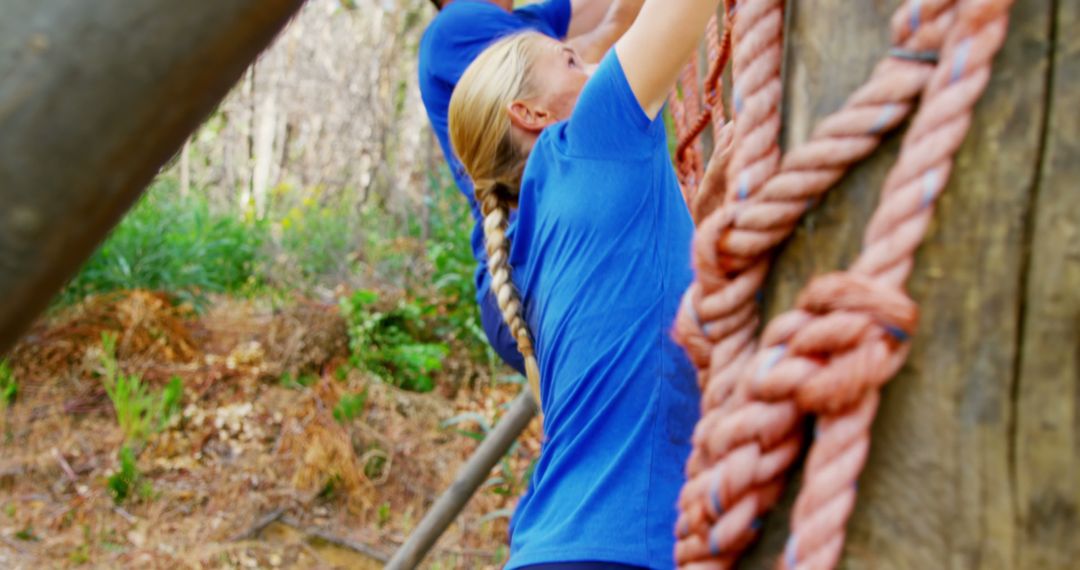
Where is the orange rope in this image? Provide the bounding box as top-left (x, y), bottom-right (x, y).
top-left (672, 2), bottom-right (734, 205)
top-left (672, 0), bottom-right (1014, 567)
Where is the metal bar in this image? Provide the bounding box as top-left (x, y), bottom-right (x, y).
top-left (386, 390), bottom-right (538, 569)
top-left (0, 0), bottom-right (306, 354)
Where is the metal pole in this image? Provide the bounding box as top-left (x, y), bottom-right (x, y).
top-left (386, 390), bottom-right (538, 569)
top-left (0, 0), bottom-right (306, 354)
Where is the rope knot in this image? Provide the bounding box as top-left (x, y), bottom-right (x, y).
top-left (750, 272), bottom-right (918, 414)
top-left (796, 272), bottom-right (918, 339)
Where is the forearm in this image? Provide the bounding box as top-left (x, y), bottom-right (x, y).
top-left (569, 0), bottom-right (644, 63)
top-left (616, 0), bottom-right (722, 118)
top-left (567, 0), bottom-right (613, 39)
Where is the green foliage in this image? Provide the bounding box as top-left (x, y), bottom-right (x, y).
top-left (317, 474), bottom-right (343, 501)
top-left (158, 377), bottom-right (184, 425)
top-left (14, 526), bottom-right (38, 541)
top-left (377, 502), bottom-right (391, 528)
top-left (332, 389), bottom-right (368, 424)
top-left (107, 446), bottom-right (142, 504)
top-left (340, 290), bottom-right (448, 392)
top-left (273, 190), bottom-right (359, 289)
top-left (0, 359), bottom-right (16, 407)
top-left (98, 333), bottom-right (185, 444)
top-left (62, 178), bottom-right (265, 307)
top-left (279, 372), bottom-right (317, 390)
top-left (416, 174), bottom-right (494, 367)
top-left (68, 543), bottom-right (90, 565)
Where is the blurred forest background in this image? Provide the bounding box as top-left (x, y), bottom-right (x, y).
top-left (0, 1), bottom-right (544, 568)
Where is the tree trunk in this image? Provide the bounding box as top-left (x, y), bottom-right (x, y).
top-left (742, 1), bottom-right (1076, 568)
top-left (0, 0), bottom-right (305, 354)
top-left (252, 91), bottom-right (278, 219)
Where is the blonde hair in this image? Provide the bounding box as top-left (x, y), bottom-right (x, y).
top-left (449, 32), bottom-right (545, 406)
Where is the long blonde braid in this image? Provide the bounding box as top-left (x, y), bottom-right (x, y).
top-left (449, 33), bottom-right (545, 406)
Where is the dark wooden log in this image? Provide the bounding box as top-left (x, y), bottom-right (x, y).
top-left (739, 0), bottom-right (1070, 568)
top-left (0, 0), bottom-right (306, 354)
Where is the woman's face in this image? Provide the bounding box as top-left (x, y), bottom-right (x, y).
top-left (509, 36), bottom-right (592, 133)
top-left (531, 37), bottom-right (592, 121)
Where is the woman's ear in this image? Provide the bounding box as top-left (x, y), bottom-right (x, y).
top-left (507, 100), bottom-right (554, 133)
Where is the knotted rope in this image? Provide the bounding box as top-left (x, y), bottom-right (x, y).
top-left (671, 0), bottom-right (1014, 567)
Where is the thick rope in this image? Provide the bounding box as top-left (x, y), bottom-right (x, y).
top-left (672, 0), bottom-right (1013, 567)
top-left (672, 3), bottom-right (733, 204)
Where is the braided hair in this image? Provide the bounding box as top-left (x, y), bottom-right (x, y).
top-left (448, 32), bottom-right (545, 406)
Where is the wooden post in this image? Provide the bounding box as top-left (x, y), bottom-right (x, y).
top-left (741, 1), bottom-right (1077, 568)
top-left (0, 0), bottom-right (305, 354)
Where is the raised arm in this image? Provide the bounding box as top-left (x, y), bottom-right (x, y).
top-left (567, 0), bottom-right (645, 63)
top-left (566, 0), bottom-right (613, 38)
top-left (615, 0), bottom-right (722, 119)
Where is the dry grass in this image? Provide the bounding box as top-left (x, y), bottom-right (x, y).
top-left (0, 291), bottom-right (538, 569)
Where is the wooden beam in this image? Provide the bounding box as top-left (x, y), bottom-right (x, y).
top-left (0, 0), bottom-right (306, 353)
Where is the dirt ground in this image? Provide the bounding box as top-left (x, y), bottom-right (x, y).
top-left (0, 291), bottom-right (541, 569)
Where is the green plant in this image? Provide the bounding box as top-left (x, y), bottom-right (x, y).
top-left (107, 446), bottom-right (143, 504)
top-left (317, 473), bottom-right (343, 501)
top-left (14, 526), bottom-right (38, 541)
top-left (339, 290), bottom-right (448, 392)
top-left (417, 175), bottom-right (493, 367)
top-left (274, 192), bottom-right (359, 289)
top-left (377, 502), bottom-right (391, 528)
top-left (69, 542), bottom-right (90, 565)
top-left (0, 359), bottom-right (16, 407)
top-left (332, 389), bottom-right (368, 424)
top-left (98, 333), bottom-right (185, 444)
top-left (61, 178), bottom-right (265, 307)
top-left (279, 372), bottom-right (317, 390)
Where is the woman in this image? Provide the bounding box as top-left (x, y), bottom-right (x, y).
top-left (448, 0), bottom-right (720, 567)
top-left (418, 0), bottom-right (644, 381)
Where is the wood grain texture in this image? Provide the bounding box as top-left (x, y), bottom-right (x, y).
top-left (1015, 0), bottom-right (1080, 567)
top-left (741, 1), bottom-right (1057, 567)
top-left (0, 0), bottom-right (305, 353)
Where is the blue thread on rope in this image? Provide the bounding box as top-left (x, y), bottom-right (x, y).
top-left (756, 344), bottom-right (787, 380)
top-left (951, 39), bottom-right (972, 84)
top-left (921, 168), bottom-right (939, 208)
top-left (785, 534), bottom-right (799, 568)
top-left (910, 0), bottom-right (922, 33)
top-left (710, 474), bottom-right (724, 516)
top-left (884, 324), bottom-right (910, 342)
top-left (869, 104), bottom-right (897, 135)
top-left (751, 517), bottom-right (764, 531)
top-left (709, 528), bottom-right (721, 556)
top-left (688, 299), bottom-right (716, 337)
top-left (734, 89), bottom-right (745, 114)
top-left (737, 172), bottom-right (750, 200)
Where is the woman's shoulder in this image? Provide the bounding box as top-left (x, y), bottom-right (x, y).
top-left (565, 52), bottom-right (666, 160)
